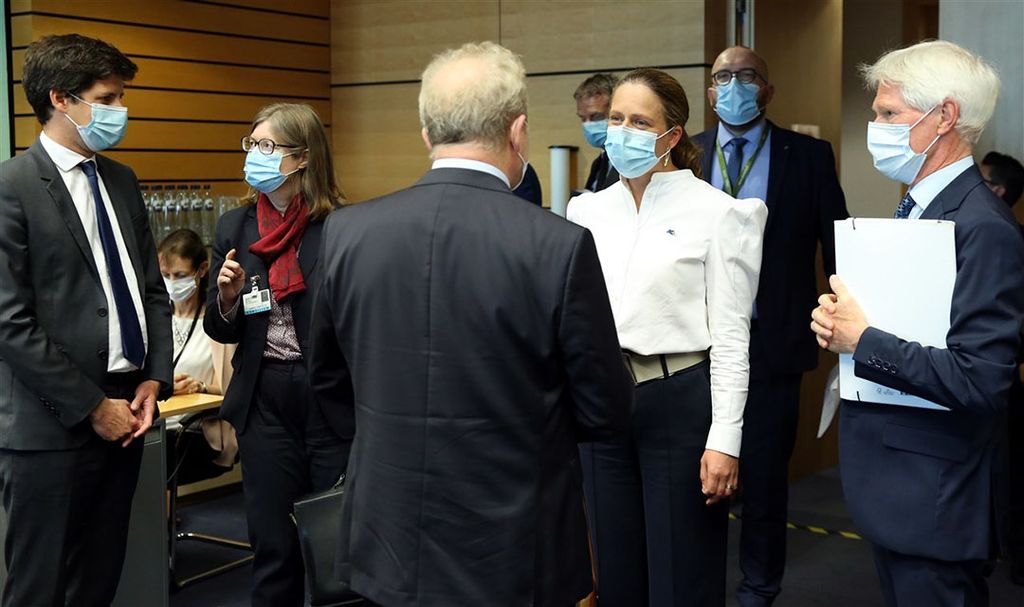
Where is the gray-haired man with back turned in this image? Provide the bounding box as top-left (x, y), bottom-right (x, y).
top-left (308, 41), bottom-right (632, 607)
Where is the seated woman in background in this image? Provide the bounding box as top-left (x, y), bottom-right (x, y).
top-left (159, 228), bottom-right (234, 397)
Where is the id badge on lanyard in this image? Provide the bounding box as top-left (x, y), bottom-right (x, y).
top-left (242, 275), bottom-right (271, 315)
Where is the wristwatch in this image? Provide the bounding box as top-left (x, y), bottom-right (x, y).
top-left (197, 381), bottom-right (208, 394)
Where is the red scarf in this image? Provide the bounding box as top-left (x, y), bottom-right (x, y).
top-left (249, 193), bottom-right (310, 302)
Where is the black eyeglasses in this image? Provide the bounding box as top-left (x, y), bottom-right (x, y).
top-left (712, 68), bottom-right (764, 86)
top-left (241, 136), bottom-right (303, 156)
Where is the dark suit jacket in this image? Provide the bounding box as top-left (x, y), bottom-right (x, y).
top-left (584, 151), bottom-right (619, 192)
top-left (0, 140), bottom-right (172, 450)
top-left (512, 162), bottom-right (543, 206)
top-left (839, 165), bottom-right (1024, 561)
top-left (694, 122), bottom-right (849, 377)
top-left (203, 205), bottom-right (351, 437)
top-left (308, 168), bottom-right (632, 607)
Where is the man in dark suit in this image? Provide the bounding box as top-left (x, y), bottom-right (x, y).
top-left (812, 40), bottom-right (1024, 606)
top-left (575, 73), bottom-right (619, 193)
top-left (692, 46), bottom-right (849, 607)
top-left (0, 34), bottom-right (172, 607)
top-left (308, 41), bottom-right (632, 607)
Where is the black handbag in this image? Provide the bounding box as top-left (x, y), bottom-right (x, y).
top-left (291, 474), bottom-right (363, 606)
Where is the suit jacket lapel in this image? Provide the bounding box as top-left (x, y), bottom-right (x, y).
top-left (299, 219), bottom-right (323, 279)
top-left (764, 122), bottom-right (788, 234)
top-left (919, 164), bottom-right (981, 221)
top-left (242, 205), bottom-right (268, 285)
top-left (30, 142), bottom-right (102, 286)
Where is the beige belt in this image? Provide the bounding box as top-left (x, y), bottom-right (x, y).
top-left (622, 350), bottom-right (708, 386)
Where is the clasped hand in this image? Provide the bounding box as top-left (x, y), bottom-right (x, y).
top-left (810, 275), bottom-right (869, 354)
top-left (88, 379), bottom-right (160, 447)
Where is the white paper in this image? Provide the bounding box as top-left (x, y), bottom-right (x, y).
top-left (834, 218), bottom-right (956, 410)
top-left (817, 364), bottom-right (840, 438)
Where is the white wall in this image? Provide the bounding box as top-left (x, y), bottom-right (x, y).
top-left (840, 0), bottom-right (905, 218)
top-left (940, 0), bottom-right (1024, 161)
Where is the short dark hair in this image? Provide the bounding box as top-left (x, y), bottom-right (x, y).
top-left (159, 229), bottom-right (210, 308)
top-left (574, 73), bottom-right (618, 101)
top-left (982, 151), bottom-right (1024, 206)
top-left (22, 34), bottom-right (138, 125)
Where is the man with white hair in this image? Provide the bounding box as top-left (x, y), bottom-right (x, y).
top-left (811, 40), bottom-right (1024, 605)
top-left (308, 41), bottom-right (632, 607)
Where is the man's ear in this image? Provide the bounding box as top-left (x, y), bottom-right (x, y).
top-left (706, 87), bottom-right (717, 110)
top-left (50, 89), bottom-right (72, 115)
top-left (421, 127), bottom-right (433, 152)
top-left (936, 98), bottom-right (960, 136)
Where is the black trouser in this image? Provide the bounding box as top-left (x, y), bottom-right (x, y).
top-left (872, 545), bottom-right (993, 606)
top-left (734, 373), bottom-right (802, 606)
top-left (582, 361), bottom-right (728, 607)
top-left (1, 376), bottom-right (144, 607)
top-left (238, 358), bottom-right (350, 607)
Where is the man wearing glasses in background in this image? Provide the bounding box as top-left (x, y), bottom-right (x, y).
top-left (693, 46), bottom-right (849, 607)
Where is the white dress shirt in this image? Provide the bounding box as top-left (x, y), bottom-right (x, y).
top-left (39, 132), bottom-right (148, 372)
top-left (567, 170), bottom-right (768, 457)
top-left (431, 158), bottom-right (511, 187)
top-left (906, 155), bottom-right (975, 219)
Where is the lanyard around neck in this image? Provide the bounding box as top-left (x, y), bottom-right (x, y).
top-left (714, 125), bottom-right (770, 197)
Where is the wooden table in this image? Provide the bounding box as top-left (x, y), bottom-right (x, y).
top-left (160, 392), bottom-right (223, 417)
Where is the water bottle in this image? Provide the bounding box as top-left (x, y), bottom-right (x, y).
top-left (202, 184), bottom-right (216, 244)
top-left (189, 185), bottom-right (203, 234)
top-left (150, 185), bottom-right (164, 241)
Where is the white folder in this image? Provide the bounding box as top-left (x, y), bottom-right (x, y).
top-left (834, 218), bottom-right (956, 411)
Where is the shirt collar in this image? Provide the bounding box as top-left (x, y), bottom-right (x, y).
top-left (716, 118), bottom-right (767, 148)
top-left (431, 158), bottom-right (510, 188)
top-left (39, 131), bottom-right (94, 173)
top-left (908, 155), bottom-right (975, 213)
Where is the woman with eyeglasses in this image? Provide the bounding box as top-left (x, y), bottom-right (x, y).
top-left (567, 69), bottom-right (767, 606)
top-left (204, 103), bottom-right (350, 607)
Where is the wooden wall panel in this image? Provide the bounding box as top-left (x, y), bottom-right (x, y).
top-left (191, 0), bottom-right (329, 18)
top-left (9, 0), bottom-right (331, 198)
top-left (14, 0), bottom-right (330, 44)
top-left (332, 82), bottom-right (428, 202)
top-left (501, 0), bottom-right (707, 73)
top-left (13, 86), bottom-right (331, 125)
top-left (330, 0), bottom-right (715, 203)
top-left (331, 0), bottom-right (500, 85)
top-left (10, 16), bottom-right (329, 72)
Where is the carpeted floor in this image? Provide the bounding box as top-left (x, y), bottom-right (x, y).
top-left (170, 467), bottom-right (1024, 606)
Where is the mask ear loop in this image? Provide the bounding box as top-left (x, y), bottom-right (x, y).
top-left (656, 126), bottom-right (679, 168)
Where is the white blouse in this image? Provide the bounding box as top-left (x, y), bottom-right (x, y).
top-left (172, 313), bottom-right (225, 393)
top-left (567, 169), bottom-right (767, 457)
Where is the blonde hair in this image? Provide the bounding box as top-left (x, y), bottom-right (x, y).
top-left (861, 40), bottom-right (999, 146)
top-left (418, 41), bottom-right (527, 151)
top-left (244, 103), bottom-right (345, 219)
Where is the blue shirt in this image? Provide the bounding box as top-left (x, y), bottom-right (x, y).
top-left (906, 155), bottom-right (975, 219)
top-left (709, 119), bottom-right (771, 202)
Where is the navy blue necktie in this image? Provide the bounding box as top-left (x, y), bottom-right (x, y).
top-left (726, 137), bottom-right (748, 191)
top-left (79, 160), bottom-right (146, 368)
top-left (894, 191), bottom-right (916, 219)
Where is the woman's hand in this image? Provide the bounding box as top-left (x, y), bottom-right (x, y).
top-left (700, 449), bottom-right (739, 506)
top-left (173, 373), bottom-right (199, 396)
top-left (217, 248), bottom-right (246, 308)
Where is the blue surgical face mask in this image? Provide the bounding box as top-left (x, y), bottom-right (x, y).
top-left (604, 125), bottom-right (674, 179)
top-left (714, 79), bottom-right (762, 126)
top-left (243, 148), bottom-right (303, 193)
top-left (866, 105), bottom-right (940, 185)
top-left (64, 94), bottom-right (128, 152)
top-left (582, 120), bottom-right (608, 149)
